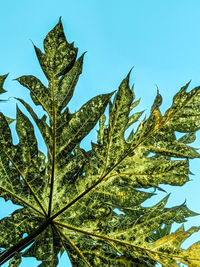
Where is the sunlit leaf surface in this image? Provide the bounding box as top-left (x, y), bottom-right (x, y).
top-left (0, 19), bottom-right (200, 266)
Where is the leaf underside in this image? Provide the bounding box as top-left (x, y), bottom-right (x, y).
top-left (0, 18), bottom-right (200, 267)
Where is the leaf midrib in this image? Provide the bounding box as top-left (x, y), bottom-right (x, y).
top-left (55, 96), bottom-right (110, 157)
top-left (50, 93), bottom-right (197, 223)
top-left (100, 89), bottom-right (127, 178)
top-left (0, 185), bottom-right (44, 216)
top-left (3, 150), bottom-right (47, 216)
top-left (48, 76), bottom-right (57, 217)
top-left (55, 225), bottom-right (91, 267)
top-left (54, 221), bottom-right (200, 264)
top-left (57, 58), bottom-right (81, 112)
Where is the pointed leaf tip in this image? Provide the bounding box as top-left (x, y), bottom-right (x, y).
top-left (0, 74), bottom-right (9, 95)
top-left (118, 71), bottom-right (133, 92)
top-left (2, 19), bottom-right (200, 267)
top-left (127, 67), bottom-right (134, 80)
top-left (150, 89), bottom-right (162, 113)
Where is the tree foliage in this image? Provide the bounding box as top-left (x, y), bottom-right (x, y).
top-left (0, 18), bottom-right (200, 266)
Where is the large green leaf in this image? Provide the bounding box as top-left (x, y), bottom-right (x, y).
top-left (0, 19), bottom-right (200, 267)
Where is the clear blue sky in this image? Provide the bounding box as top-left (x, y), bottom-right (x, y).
top-left (1, 1), bottom-right (200, 266)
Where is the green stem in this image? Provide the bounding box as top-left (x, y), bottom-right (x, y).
top-left (0, 219), bottom-right (51, 265)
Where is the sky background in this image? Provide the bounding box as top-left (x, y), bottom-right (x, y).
top-left (0, 0), bottom-right (200, 266)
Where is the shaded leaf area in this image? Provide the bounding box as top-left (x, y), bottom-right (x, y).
top-left (55, 195), bottom-right (198, 266)
top-left (0, 19), bottom-right (200, 267)
top-left (23, 225), bottom-right (62, 267)
top-left (8, 253), bottom-right (22, 267)
top-left (0, 208), bottom-right (44, 249)
top-left (0, 74), bottom-right (13, 124)
top-left (0, 74), bottom-right (8, 96)
top-left (59, 230), bottom-right (156, 267)
top-left (0, 110), bottom-right (49, 214)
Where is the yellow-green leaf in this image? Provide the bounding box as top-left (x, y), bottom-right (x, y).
top-left (1, 19), bottom-right (200, 267)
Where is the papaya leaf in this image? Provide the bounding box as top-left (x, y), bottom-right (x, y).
top-left (148, 226), bottom-right (200, 266)
top-left (0, 74), bottom-right (14, 124)
top-left (0, 74), bottom-right (8, 96)
top-left (0, 19), bottom-right (200, 267)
